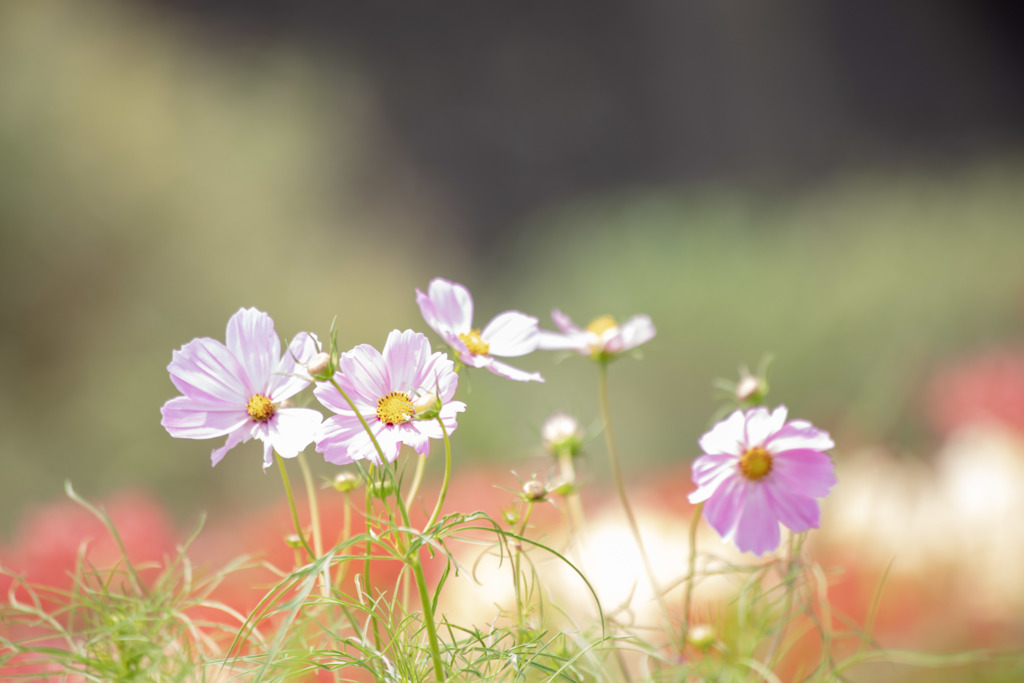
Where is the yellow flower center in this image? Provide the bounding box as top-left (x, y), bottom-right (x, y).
top-left (246, 394), bottom-right (276, 422)
top-left (376, 391), bottom-right (414, 426)
top-left (458, 329), bottom-right (490, 355)
top-left (586, 315), bottom-right (618, 336)
top-left (739, 446), bottom-right (773, 481)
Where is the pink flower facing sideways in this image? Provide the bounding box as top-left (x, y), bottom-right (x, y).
top-left (689, 406), bottom-right (836, 556)
top-left (537, 310), bottom-right (656, 360)
top-left (314, 329), bottom-right (466, 465)
top-left (416, 277), bottom-right (544, 382)
top-left (161, 308), bottom-right (323, 469)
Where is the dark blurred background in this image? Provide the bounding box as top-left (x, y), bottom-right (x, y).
top-left (2, 0), bottom-right (1023, 533)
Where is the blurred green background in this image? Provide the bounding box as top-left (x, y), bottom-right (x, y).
top-left (2, 0), bottom-right (1023, 535)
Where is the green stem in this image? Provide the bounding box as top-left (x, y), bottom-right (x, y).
top-left (328, 376), bottom-right (388, 465)
top-left (597, 361), bottom-right (674, 631)
top-left (404, 453), bottom-right (428, 512)
top-left (765, 532), bottom-right (804, 670)
top-left (680, 500), bottom-right (704, 649)
top-left (424, 417), bottom-right (453, 532)
top-left (297, 452), bottom-right (323, 557)
top-left (513, 501), bottom-right (536, 630)
top-left (391, 464), bottom-right (446, 680)
top-left (557, 448), bottom-right (587, 545)
top-left (296, 452), bottom-right (331, 597)
top-left (410, 554), bottom-right (446, 681)
top-left (276, 453), bottom-right (316, 561)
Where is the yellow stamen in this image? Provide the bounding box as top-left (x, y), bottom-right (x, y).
top-left (458, 329), bottom-right (490, 355)
top-left (739, 446), bottom-right (773, 480)
top-left (376, 391), bottom-right (414, 425)
top-left (246, 394), bottom-right (276, 422)
top-left (586, 315), bottom-right (618, 336)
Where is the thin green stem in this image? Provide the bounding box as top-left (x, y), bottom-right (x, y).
top-left (680, 500), bottom-right (704, 650)
top-left (597, 361), bottom-right (674, 632)
top-left (424, 417), bottom-right (453, 532)
top-left (389, 460), bottom-right (446, 680)
top-left (410, 554), bottom-right (446, 681)
top-left (276, 453), bottom-right (316, 561)
top-left (766, 532), bottom-right (804, 671)
top-left (556, 448), bottom-right (588, 545)
top-left (329, 376), bottom-right (388, 465)
top-left (296, 452), bottom-right (323, 557)
top-left (403, 453), bottom-right (428, 512)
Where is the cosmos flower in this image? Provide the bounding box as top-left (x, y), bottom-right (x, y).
top-left (160, 308), bottom-right (323, 469)
top-left (688, 406), bottom-right (837, 556)
top-left (537, 309), bottom-right (655, 360)
top-left (313, 329), bottom-right (466, 465)
top-left (416, 277), bottom-right (543, 382)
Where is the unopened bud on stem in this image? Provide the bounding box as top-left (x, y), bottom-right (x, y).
top-left (522, 480), bottom-right (547, 502)
top-left (306, 352), bottom-right (332, 381)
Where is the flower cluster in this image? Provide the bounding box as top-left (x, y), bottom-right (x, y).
top-left (159, 279), bottom-right (835, 558)
top-left (160, 279), bottom-right (657, 469)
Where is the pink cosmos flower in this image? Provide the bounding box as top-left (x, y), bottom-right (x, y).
top-left (537, 310), bottom-right (656, 360)
top-left (416, 277), bottom-right (544, 382)
top-left (314, 329), bottom-right (466, 465)
top-left (160, 308), bottom-right (323, 469)
top-left (688, 406), bottom-right (836, 556)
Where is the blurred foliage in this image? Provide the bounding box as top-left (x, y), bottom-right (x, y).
top-left (2, 0), bottom-right (1024, 538)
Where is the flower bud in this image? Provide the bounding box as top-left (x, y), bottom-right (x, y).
top-left (306, 352), bottom-right (333, 381)
top-left (332, 471), bottom-right (361, 493)
top-left (687, 624), bottom-right (716, 651)
top-left (736, 375), bottom-right (764, 402)
top-left (368, 479), bottom-right (395, 500)
top-left (541, 413), bottom-right (584, 456)
top-left (522, 480), bottom-right (547, 502)
top-left (412, 391), bottom-right (441, 420)
top-left (284, 533), bottom-right (305, 549)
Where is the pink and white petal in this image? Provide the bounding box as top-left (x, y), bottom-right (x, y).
top-left (271, 332), bottom-right (318, 401)
top-left (316, 414), bottom-right (381, 465)
top-left (698, 410), bottom-right (747, 457)
top-left (372, 424), bottom-right (405, 463)
top-left (396, 424), bottom-right (432, 456)
top-left (617, 315), bottom-right (656, 351)
top-left (338, 344), bottom-right (391, 406)
top-left (536, 329), bottom-right (587, 351)
top-left (422, 279), bottom-right (474, 336)
top-left (266, 408), bottom-right (323, 459)
top-left (770, 449), bottom-right (837, 498)
top-left (225, 308), bottom-right (280, 393)
top-left (763, 483), bottom-right (821, 532)
top-left (313, 372), bottom-right (361, 414)
top-left (730, 484), bottom-right (782, 556)
top-left (701, 476), bottom-right (744, 539)
top-left (161, 396), bottom-right (249, 439)
top-left (169, 338), bottom-right (252, 404)
top-left (211, 426), bottom-right (253, 467)
top-left (689, 453), bottom-right (739, 502)
top-left (415, 401), bottom-right (467, 441)
top-left (745, 406), bottom-right (788, 448)
top-left (485, 358), bottom-right (544, 383)
top-left (481, 311), bottom-right (539, 357)
top-left (766, 420), bottom-right (835, 452)
top-left (383, 329), bottom-right (431, 391)
top-left (550, 309), bottom-right (582, 335)
top-left (415, 352), bottom-right (459, 403)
